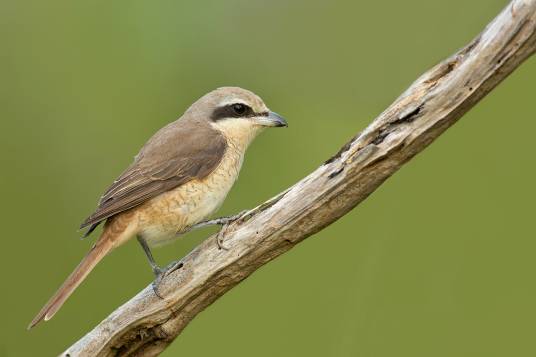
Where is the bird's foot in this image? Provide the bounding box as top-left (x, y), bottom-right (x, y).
top-left (151, 260), bottom-right (184, 298)
top-left (215, 210), bottom-right (248, 250)
top-left (216, 227), bottom-right (230, 250)
top-left (151, 267), bottom-right (165, 299)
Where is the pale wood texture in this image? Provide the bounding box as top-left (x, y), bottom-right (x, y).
top-left (63, 1), bottom-right (536, 355)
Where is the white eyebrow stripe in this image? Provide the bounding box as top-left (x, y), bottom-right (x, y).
top-left (218, 98), bottom-right (249, 107)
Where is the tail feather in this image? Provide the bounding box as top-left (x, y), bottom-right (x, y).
top-left (28, 233), bottom-right (114, 329)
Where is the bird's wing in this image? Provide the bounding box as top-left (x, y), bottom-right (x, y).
top-left (80, 120), bottom-right (227, 232)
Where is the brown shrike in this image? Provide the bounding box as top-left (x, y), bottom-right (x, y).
top-left (29, 87), bottom-right (287, 328)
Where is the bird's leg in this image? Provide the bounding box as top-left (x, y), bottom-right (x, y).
top-left (138, 210), bottom-right (249, 297)
top-left (137, 235), bottom-right (183, 298)
top-left (188, 210), bottom-right (249, 250)
top-left (137, 236), bottom-right (162, 276)
top-left (178, 210), bottom-right (248, 235)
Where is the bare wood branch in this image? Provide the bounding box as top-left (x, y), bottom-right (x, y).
top-left (63, 1), bottom-right (536, 355)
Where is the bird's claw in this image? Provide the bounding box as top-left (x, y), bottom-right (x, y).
top-left (215, 210), bottom-right (248, 250)
top-left (217, 226), bottom-right (230, 250)
top-left (151, 260), bottom-right (184, 299)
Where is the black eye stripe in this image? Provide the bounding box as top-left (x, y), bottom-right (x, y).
top-left (232, 103), bottom-right (246, 115)
top-left (211, 103), bottom-right (257, 121)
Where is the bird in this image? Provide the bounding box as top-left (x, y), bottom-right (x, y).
top-left (28, 86), bottom-right (287, 329)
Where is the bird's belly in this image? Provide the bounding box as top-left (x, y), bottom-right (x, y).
top-left (136, 151), bottom-right (242, 247)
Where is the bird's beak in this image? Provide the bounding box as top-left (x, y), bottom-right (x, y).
top-left (255, 111), bottom-right (288, 127)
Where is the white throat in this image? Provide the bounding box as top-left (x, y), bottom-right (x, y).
top-left (211, 119), bottom-right (264, 151)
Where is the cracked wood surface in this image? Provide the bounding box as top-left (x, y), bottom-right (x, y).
top-left (63, 0), bottom-right (536, 355)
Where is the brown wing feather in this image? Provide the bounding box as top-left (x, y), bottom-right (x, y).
top-left (80, 119), bottom-right (227, 231)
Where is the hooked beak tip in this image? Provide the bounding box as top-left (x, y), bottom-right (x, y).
top-left (268, 111), bottom-right (288, 127)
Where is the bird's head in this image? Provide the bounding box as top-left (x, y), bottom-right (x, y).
top-left (186, 87), bottom-right (287, 147)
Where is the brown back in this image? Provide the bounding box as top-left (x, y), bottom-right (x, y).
top-left (80, 118), bottom-right (227, 231)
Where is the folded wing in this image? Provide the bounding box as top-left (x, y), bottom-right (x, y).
top-left (80, 120), bottom-right (227, 233)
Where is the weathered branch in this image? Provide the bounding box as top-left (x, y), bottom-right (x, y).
top-left (63, 1), bottom-right (536, 355)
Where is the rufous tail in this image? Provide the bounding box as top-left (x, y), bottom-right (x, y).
top-left (28, 230), bottom-right (115, 329)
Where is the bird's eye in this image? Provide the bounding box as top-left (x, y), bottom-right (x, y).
top-left (232, 103), bottom-right (247, 115)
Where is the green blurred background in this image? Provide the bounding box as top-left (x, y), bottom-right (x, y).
top-left (1, 0), bottom-right (535, 356)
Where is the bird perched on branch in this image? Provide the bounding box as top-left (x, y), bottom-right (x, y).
top-left (29, 87), bottom-right (287, 329)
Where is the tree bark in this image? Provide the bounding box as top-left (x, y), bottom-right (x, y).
top-left (63, 0), bottom-right (536, 355)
